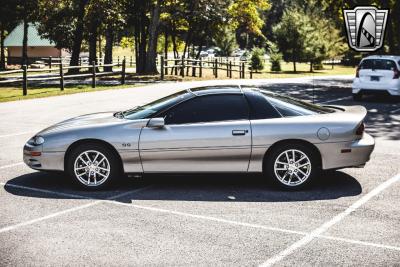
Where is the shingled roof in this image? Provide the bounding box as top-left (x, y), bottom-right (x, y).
top-left (4, 23), bottom-right (54, 47)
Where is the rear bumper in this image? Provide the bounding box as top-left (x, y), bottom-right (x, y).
top-left (352, 78), bottom-right (400, 96)
top-left (23, 143), bottom-right (64, 171)
top-left (316, 133), bottom-right (375, 170)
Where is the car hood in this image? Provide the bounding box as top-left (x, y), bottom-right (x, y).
top-left (38, 112), bottom-right (123, 135)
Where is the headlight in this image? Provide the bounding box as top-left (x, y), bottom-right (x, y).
top-left (29, 136), bottom-right (45, 145)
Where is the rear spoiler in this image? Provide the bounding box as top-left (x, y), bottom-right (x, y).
top-left (324, 105), bottom-right (368, 124)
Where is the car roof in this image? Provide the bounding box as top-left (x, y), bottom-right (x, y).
top-left (187, 86), bottom-right (242, 96)
top-left (362, 55), bottom-right (400, 61)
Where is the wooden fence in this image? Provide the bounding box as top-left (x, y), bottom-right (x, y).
top-left (159, 56), bottom-right (253, 80)
top-left (0, 60), bottom-right (126, 96)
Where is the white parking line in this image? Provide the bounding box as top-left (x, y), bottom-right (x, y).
top-left (259, 173), bottom-right (400, 267)
top-left (0, 201), bottom-right (101, 234)
top-left (0, 162), bottom-right (24, 170)
top-left (319, 96), bottom-right (352, 104)
top-left (106, 200), bottom-right (400, 252)
top-left (0, 184), bottom-right (152, 234)
top-left (391, 107), bottom-right (400, 114)
top-left (0, 182), bottom-right (92, 200)
top-left (107, 201), bottom-right (307, 235)
top-left (0, 131), bottom-right (35, 138)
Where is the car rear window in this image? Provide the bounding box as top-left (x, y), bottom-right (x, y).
top-left (359, 59), bottom-right (397, 71)
top-left (260, 91), bottom-right (334, 117)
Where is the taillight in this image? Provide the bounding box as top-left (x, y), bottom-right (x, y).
top-left (356, 66), bottom-right (360, 78)
top-left (393, 68), bottom-right (399, 79)
top-left (356, 122), bottom-right (365, 135)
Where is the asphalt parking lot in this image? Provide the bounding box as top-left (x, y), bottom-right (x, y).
top-left (1, 76), bottom-right (399, 266)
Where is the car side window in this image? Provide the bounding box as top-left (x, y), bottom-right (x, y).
top-left (244, 91), bottom-right (281, 119)
top-left (164, 94), bottom-right (249, 125)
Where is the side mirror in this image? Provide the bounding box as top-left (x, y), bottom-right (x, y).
top-left (147, 117), bottom-right (165, 128)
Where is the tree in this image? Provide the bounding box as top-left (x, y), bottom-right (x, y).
top-left (273, 9), bottom-right (305, 72)
top-left (249, 47), bottom-right (265, 72)
top-left (15, 0), bottom-right (39, 66)
top-left (228, 0), bottom-right (270, 49)
top-left (213, 27), bottom-right (237, 56)
top-left (0, 0), bottom-right (19, 69)
top-left (268, 42), bottom-right (282, 71)
top-left (38, 0), bottom-right (90, 69)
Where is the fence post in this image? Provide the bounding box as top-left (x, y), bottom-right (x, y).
top-left (181, 57), bottom-right (185, 77)
top-left (242, 62), bottom-right (245, 79)
top-left (214, 59), bottom-right (218, 78)
top-left (121, 59), bottom-right (126, 85)
top-left (117, 56), bottom-right (120, 67)
top-left (59, 62), bottom-right (64, 91)
top-left (199, 58), bottom-right (203, 78)
top-left (92, 61), bottom-right (96, 88)
top-left (49, 56), bottom-right (52, 73)
top-left (226, 61), bottom-right (229, 77)
top-left (160, 56), bottom-right (164, 80)
top-left (22, 65), bottom-right (27, 96)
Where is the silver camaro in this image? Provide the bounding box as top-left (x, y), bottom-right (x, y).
top-left (23, 85), bottom-right (375, 189)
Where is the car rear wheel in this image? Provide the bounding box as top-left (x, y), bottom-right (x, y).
top-left (264, 143), bottom-right (319, 190)
top-left (67, 143), bottom-right (121, 189)
top-left (353, 93), bottom-right (362, 101)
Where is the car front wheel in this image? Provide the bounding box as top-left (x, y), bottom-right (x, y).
top-left (264, 143), bottom-right (319, 189)
top-left (67, 143), bottom-right (121, 189)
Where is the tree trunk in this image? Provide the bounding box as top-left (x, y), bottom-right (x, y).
top-left (88, 25), bottom-right (98, 66)
top-left (309, 61), bottom-right (313, 72)
top-left (171, 25), bottom-right (179, 58)
top-left (136, 15), bottom-right (147, 74)
top-left (0, 29), bottom-right (5, 70)
top-left (22, 19), bottom-right (29, 66)
top-left (164, 31), bottom-right (168, 59)
top-left (293, 60), bottom-right (296, 72)
top-left (70, 0), bottom-right (88, 69)
top-left (104, 27), bottom-right (114, 72)
top-left (144, 0), bottom-right (161, 74)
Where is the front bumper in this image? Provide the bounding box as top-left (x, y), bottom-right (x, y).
top-left (23, 143), bottom-right (64, 171)
top-left (316, 133), bottom-right (375, 170)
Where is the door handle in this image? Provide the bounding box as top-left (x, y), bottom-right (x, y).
top-left (232, 130), bottom-right (248, 136)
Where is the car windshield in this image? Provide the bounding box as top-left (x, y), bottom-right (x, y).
top-left (359, 59), bottom-right (397, 71)
top-left (121, 90), bottom-right (193, 120)
top-left (260, 91), bottom-right (334, 116)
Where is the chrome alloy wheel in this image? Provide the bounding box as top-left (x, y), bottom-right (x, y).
top-left (274, 149), bottom-right (312, 186)
top-left (74, 150), bottom-right (111, 187)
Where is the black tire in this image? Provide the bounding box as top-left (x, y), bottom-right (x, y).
top-left (66, 143), bottom-right (122, 190)
top-left (264, 143), bottom-right (320, 190)
top-left (353, 93), bottom-right (362, 101)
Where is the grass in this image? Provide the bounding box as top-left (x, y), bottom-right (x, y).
top-left (0, 84), bottom-right (140, 103)
top-left (0, 62), bottom-right (355, 103)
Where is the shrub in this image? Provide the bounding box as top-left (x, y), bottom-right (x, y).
top-left (268, 42), bottom-right (282, 72)
top-left (250, 47), bottom-right (265, 72)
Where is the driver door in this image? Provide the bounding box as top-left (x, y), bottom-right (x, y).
top-left (139, 94), bottom-right (252, 172)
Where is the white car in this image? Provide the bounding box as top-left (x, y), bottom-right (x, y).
top-left (352, 55), bottom-right (400, 100)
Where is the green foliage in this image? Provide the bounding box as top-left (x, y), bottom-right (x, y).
top-left (120, 37), bottom-right (134, 49)
top-left (228, 0), bottom-right (270, 36)
top-left (273, 7), bottom-right (346, 72)
top-left (213, 28), bottom-right (237, 56)
top-left (249, 47), bottom-right (265, 72)
top-left (268, 42), bottom-right (282, 71)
